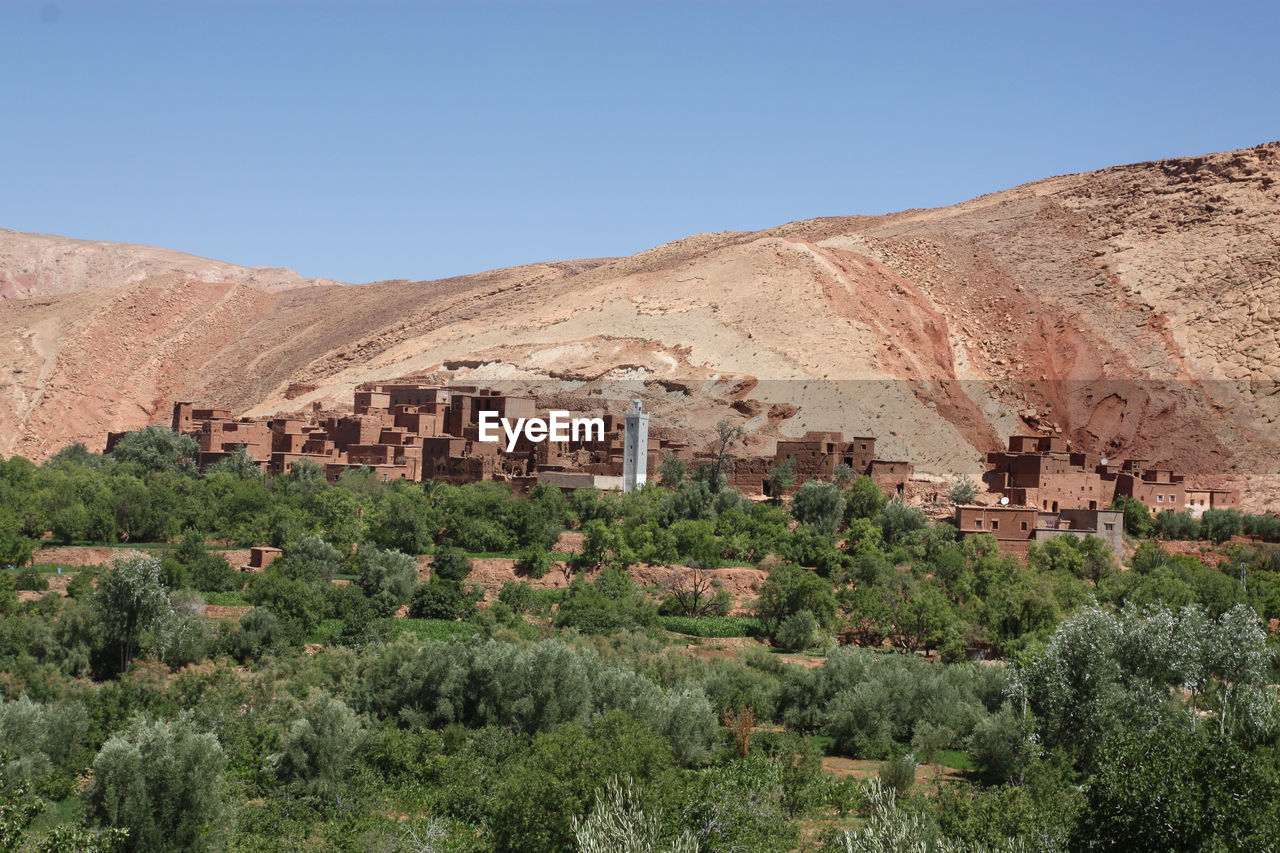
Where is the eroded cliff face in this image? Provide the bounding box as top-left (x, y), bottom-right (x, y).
top-left (2, 143), bottom-right (1278, 509)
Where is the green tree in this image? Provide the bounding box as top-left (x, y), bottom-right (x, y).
top-left (1028, 535), bottom-right (1115, 583)
top-left (1200, 508), bottom-right (1243, 545)
top-left (204, 446), bottom-right (260, 479)
top-left (515, 545), bottom-right (552, 579)
top-left (948, 474), bottom-right (978, 505)
top-left (790, 480), bottom-right (846, 535)
top-left (659, 453), bottom-right (688, 489)
top-left (246, 571), bottom-right (325, 642)
top-left (161, 531), bottom-right (238, 592)
top-left (845, 475), bottom-right (888, 521)
top-left (276, 535), bottom-right (346, 585)
top-left (755, 562), bottom-right (837, 634)
top-left (766, 458), bottom-right (797, 500)
top-left (581, 518), bottom-right (613, 568)
top-left (1074, 725), bottom-right (1279, 852)
top-left (108, 426), bottom-right (199, 475)
top-left (572, 775), bottom-right (698, 853)
top-left (775, 733), bottom-right (824, 818)
top-left (1111, 495), bottom-right (1154, 538)
top-left (355, 543), bottom-right (418, 614)
top-left (367, 483), bottom-right (442, 553)
top-left (94, 553), bottom-right (172, 672)
top-left (0, 573), bottom-right (16, 616)
top-left (270, 690), bottom-right (364, 800)
top-left (277, 458), bottom-right (327, 499)
top-left (409, 579), bottom-right (481, 620)
top-left (430, 546), bottom-right (473, 581)
top-left (0, 776), bottom-right (42, 852)
top-left (0, 510), bottom-right (35, 568)
top-left (1155, 509), bottom-right (1199, 540)
top-left (876, 498), bottom-right (927, 546)
top-left (703, 420), bottom-right (745, 494)
top-left (85, 714), bottom-right (226, 853)
top-left (774, 609), bottom-right (820, 651)
top-left (489, 711), bottom-right (676, 853)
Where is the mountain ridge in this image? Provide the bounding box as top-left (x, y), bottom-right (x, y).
top-left (2, 141), bottom-right (1278, 510)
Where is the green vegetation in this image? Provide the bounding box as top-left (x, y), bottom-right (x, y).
top-left (0, 433), bottom-right (1278, 850)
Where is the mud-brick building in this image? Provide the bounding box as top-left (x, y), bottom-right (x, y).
top-left (955, 504), bottom-right (1124, 559)
top-left (983, 434), bottom-right (1238, 519)
top-left (171, 403), bottom-right (233, 433)
top-left (1183, 487), bottom-right (1241, 517)
top-left (194, 419), bottom-right (273, 472)
top-left (1113, 460), bottom-right (1185, 515)
top-left (985, 435), bottom-right (1111, 512)
top-left (730, 431), bottom-right (913, 497)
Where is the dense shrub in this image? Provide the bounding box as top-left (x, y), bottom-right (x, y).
top-left (430, 547), bottom-right (473, 581)
top-left (85, 713), bottom-right (226, 853)
top-left (515, 546), bottom-right (552, 579)
top-left (409, 579), bottom-right (481, 620)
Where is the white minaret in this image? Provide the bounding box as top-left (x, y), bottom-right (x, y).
top-left (623, 399), bottom-right (649, 493)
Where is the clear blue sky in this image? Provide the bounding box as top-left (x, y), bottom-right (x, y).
top-left (2, 0), bottom-right (1277, 284)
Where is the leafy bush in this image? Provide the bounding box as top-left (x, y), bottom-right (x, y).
top-left (13, 567), bottom-right (47, 591)
top-left (431, 547), bottom-right (473, 581)
top-left (775, 609), bottom-right (820, 651)
top-left (791, 481), bottom-right (846, 535)
top-left (233, 607), bottom-right (284, 661)
top-left (85, 713), bottom-right (226, 852)
top-left (1200, 508), bottom-right (1243, 544)
top-left (498, 580), bottom-right (536, 614)
top-left (270, 690), bottom-right (364, 800)
top-left (554, 574), bottom-right (657, 635)
top-left (948, 475), bottom-right (978, 505)
top-left (160, 533), bottom-right (239, 592)
top-left (876, 753), bottom-right (917, 796)
top-left (355, 543), bottom-right (417, 613)
top-left (515, 546), bottom-right (552, 579)
top-left (246, 571), bottom-right (325, 643)
top-left (409, 579), bottom-right (481, 620)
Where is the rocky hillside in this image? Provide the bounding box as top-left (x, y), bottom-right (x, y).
top-left (0, 229), bottom-right (343, 300)
top-left (2, 142), bottom-right (1278, 509)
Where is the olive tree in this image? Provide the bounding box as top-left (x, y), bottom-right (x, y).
top-left (790, 480), bottom-right (846, 535)
top-left (85, 714), bottom-right (226, 853)
top-left (270, 690), bottom-right (364, 800)
top-left (355, 543), bottom-right (418, 614)
top-left (572, 775), bottom-right (698, 853)
top-left (94, 553), bottom-right (172, 672)
top-left (107, 426), bottom-right (198, 474)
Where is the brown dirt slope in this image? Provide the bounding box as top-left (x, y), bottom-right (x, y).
top-left (0, 228), bottom-right (346, 300)
top-left (2, 142), bottom-right (1278, 506)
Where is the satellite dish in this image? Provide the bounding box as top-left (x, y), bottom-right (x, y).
top-left (1000, 496), bottom-right (1010, 505)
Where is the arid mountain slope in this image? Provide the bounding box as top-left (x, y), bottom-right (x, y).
top-left (2, 142), bottom-right (1278, 508)
top-left (0, 228), bottom-right (345, 300)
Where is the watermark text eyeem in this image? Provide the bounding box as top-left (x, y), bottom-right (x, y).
top-left (477, 410), bottom-right (605, 452)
